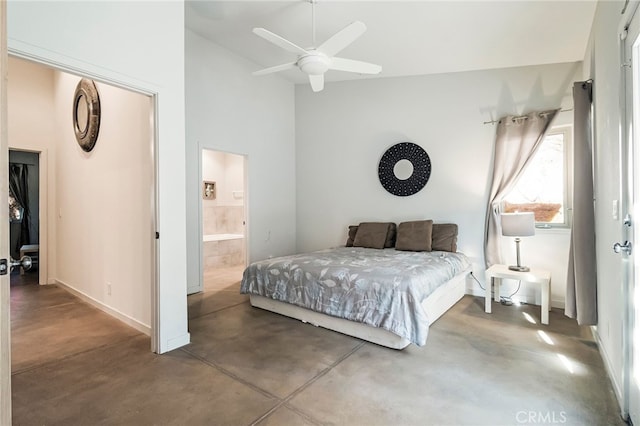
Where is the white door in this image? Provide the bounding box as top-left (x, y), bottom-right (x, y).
top-left (623, 5), bottom-right (640, 424)
top-left (0, 2), bottom-right (12, 423)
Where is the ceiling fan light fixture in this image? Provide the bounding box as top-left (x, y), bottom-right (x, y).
top-left (298, 54), bottom-right (330, 75)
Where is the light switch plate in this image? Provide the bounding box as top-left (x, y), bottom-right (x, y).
top-left (613, 199), bottom-right (619, 220)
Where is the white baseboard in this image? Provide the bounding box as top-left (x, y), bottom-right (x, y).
top-left (55, 279), bottom-right (151, 336)
top-left (187, 285), bottom-right (201, 295)
top-left (163, 333), bottom-right (191, 354)
top-left (591, 326), bottom-right (624, 413)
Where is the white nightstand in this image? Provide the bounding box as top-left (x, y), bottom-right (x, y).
top-left (484, 264), bottom-right (551, 325)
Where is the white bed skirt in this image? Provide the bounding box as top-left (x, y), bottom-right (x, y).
top-left (249, 268), bottom-right (470, 350)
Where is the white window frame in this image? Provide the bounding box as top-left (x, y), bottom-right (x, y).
top-left (504, 125), bottom-right (573, 229)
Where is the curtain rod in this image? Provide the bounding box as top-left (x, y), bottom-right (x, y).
top-left (482, 108), bottom-right (573, 125)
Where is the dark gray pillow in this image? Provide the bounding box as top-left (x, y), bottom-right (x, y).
top-left (432, 223), bottom-right (458, 252)
top-left (345, 225), bottom-right (359, 247)
top-left (353, 222), bottom-right (390, 249)
top-left (395, 220), bottom-right (434, 251)
top-left (384, 223), bottom-right (397, 248)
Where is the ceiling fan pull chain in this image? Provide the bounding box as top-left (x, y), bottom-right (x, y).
top-left (311, 0), bottom-right (316, 46)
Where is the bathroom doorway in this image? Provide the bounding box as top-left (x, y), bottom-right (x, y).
top-left (8, 150), bottom-right (41, 284)
top-left (199, 149), bottom-right (247, 295)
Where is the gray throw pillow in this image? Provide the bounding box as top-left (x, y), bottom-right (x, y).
top-left (384, 223), bottom-right (397, 248)
top-left (395, 220), bottom-right (434, 251)
top-left (353, 222), bottom-right (390, 249)
top-left (432, 223), bottom-right (458, 252)
top-left (345, 225), bottom-right (359, 247)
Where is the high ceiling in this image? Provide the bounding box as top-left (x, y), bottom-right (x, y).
top-left (186, 1), bottom-right (597, 85)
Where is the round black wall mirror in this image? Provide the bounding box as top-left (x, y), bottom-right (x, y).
top-left (73, 78), bottom-right (101, 152)
top-left (378, 142), bottom-right (431, 196)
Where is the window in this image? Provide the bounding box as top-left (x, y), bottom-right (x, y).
top-left (503, 126), bottom-right (572, 228)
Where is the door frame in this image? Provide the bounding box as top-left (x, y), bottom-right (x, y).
top-left (5, 51), bottom-right (161, 353)
top-left (1, 1), bottom-right (11, 422)
top-left (621, 1), bottom-right (640, 423)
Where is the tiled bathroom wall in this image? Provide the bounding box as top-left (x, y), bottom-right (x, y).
top-left (203, 206), bottom-right (244, 235)
top-left (203, 238), bottom-right (245, 268)
top-left (202, 205), bottom-right (245, 268)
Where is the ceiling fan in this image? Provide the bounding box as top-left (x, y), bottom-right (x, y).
top-left (252, 1), bottom-right (382, 92)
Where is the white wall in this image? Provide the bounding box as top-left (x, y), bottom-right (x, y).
top-left (7, 57), bottom-right (55, 285)
top-left (295, 62), bottom-right (581, 305)
top-left (583, 0), bottom-right (626, 407)
top-left (225, 154), bottom-right (245, 207)
top-left (185, 30), bottom-right (296, 293)
top-left (8, 1), bottom-right (188, 353)
top-left (53, 72), bottom-right (153, 331)
top-left (202, 150), bottom-right (244, 207)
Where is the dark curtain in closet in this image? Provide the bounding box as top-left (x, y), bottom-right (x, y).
top-left (8, 163), bottom-right (31, 256)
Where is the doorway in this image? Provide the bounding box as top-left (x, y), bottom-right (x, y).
top-left (8, 150), bottom-right (40, 284)
top-left (201, 149), bottom-right (246, 291)
top-left (7, 56), bottom-right (158, 362)
top-left (187, 149), bottom-right (247, 318)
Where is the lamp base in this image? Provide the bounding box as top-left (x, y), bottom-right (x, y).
top-left (508, 265), bottom-right (530, 272)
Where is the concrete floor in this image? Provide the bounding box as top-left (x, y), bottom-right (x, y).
top-left (11, 267), bottom-right (624, 425)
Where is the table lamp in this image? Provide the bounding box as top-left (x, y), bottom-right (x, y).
top-left (501, 212), bottom-right (535, 272)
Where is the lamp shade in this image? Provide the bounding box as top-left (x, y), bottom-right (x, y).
top-left (501, 212), bottom-right (535, 237)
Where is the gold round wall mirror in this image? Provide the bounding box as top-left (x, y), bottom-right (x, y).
top-left (73, 78), bottom-right (101, 152)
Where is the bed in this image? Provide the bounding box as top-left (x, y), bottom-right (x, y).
top-left (240, 221), bottom-right (472, 349)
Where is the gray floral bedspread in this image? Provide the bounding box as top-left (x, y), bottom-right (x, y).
top-left (240, 247), bottom-right (471, 346)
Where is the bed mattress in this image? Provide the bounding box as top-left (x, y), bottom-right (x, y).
top-left (240, 247), bottom-right (471, 346)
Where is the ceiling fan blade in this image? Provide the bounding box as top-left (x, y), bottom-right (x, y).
top-left (253, 28), bottom-right (309, 56)
top-left (329, 57), bottom-right (381, 75)
top-left (253, 62), bottom-right (297, 76)
top-left (317, 21), bottom-right (366, 57)
top-left (309, 74), bottom-right (324, 92)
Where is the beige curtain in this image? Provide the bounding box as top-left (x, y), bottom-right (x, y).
top-left (565, 81), bottom-right (597, 325)
top-left (484, 109), bottom-right (559, 267)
